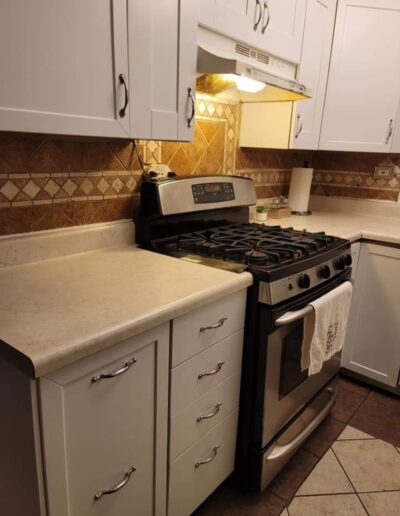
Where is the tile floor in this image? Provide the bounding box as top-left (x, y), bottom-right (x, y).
top-left (194, 374), bottom-right (400, 515)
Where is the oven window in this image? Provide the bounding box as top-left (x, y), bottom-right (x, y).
top-left (279, 320), bottom-right (308, 397)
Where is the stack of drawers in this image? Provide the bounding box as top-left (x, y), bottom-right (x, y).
top-left (168, 290), bottom-right (247, 516)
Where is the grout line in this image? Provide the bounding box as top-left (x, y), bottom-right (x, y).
top-left (295, 492), bottom-right (364, 498)
top-left (330, 445), bottom-right (370, 516)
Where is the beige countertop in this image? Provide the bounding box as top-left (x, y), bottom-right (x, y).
top-left (254, 196), bottom-right (400, 244)
top-left (0, 243), bottom-right (252, 378)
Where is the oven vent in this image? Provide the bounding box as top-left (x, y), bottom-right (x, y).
top-left (235, 43), bottom-right (270, 66)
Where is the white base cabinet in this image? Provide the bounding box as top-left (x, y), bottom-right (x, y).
top-left (342, 243), bottom-right (400, 389)
top-left (40, 324), bottom-right (169, 516)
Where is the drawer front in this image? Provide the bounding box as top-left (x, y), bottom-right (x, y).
top-left (172, 290), bottom-right (246, 367)
top-left (40, 325), bottom-right (169, 516)
top-left (170, 371), bottom-right (241, 461)
top-left (170, 330), bottom-right (244, 415)
top-left (169, 410), bottom-right (239, 516)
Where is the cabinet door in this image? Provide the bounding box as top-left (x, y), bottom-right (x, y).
top-left (199, 1), bottom-right (250, 44)
top-left (0, 0), bottom-right (129, 138)
top-left (129, 0), bottom-right (197, 141)
top-left (40, 324), bottom-right (169, 516)
top-left (291, 0), bottom-right (337, 150)
top-left (342, 244), bottom-right (400, 388)
top-left (319, 0), bottom-right (400, 152)
top-left (251, 0), bottom-right (307, 63)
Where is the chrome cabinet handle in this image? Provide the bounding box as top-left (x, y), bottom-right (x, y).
top-left (200, 317), bottom-right (227, 333)
top-left (261, 1), bottom-right (270, 34)
top-left (197, 402), bottom-right (223, 422)
top-left (118, 74), bottom-right (129, 118)
top-left (195, 445), bottom-right (220, 468)
top-left (254, 0), bottom-right (262, 30)
top-left (295, 113), bottom-right (303, 139)
top-left (385, 119), bottom-right (394, 144)
top-left (94, 466), bottom-right (136, 500)
top-left (187, 87), bottom-right (195, 128)
top-left (91, 358), bottom-right (137, 383)
top-left (198, 361), bottom-right (225, 379)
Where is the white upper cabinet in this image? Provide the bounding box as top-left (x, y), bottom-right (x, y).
top-left (250, 0), bottom-right (307, 64)
top-left (199, 0), bottom-right (307, 64)
top-left (319, 0), bottom-right (400, 152)
top-left (291, 0), bottom-right (337, 150)
top-left (0, 0), bottom-right (130, 138)
top-left (129, 0), bottom-right (198, 141)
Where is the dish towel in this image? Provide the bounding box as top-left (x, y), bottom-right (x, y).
top-left (302, 281), bottom-right (353, 376)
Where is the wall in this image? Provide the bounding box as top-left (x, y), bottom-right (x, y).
top-left (0, 93), bottom-right (399, 235)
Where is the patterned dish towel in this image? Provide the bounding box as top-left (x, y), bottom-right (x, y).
top-left (302, 281), bottom-right (353, 376)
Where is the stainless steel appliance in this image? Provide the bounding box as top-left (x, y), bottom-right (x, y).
top-left (136, 175), bottom-right (352, 491)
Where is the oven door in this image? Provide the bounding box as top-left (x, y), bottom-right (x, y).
top-left (260, 272), bottom-right (350, 448)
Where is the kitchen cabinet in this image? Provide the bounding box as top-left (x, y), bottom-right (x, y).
top-left (240, 0), bottom-right (336, 150)
top-left (128, 0), bottom-right (198, 141)
top-left (168, 290), bottom-right (246, 516)
top-left (0, 0), bottom-right (130, 138)
top-left (199, 0), bottom-right (307, 64)
top-left (291, 0), bottom-right (337, 150)
top-left (342, 243), bottom-right (400, 391)
top-left (319, 0), bottom-right (400, 152)
top-left (40, 323), bottom-right (169, 516)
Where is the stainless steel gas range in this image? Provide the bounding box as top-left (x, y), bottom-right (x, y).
top-left (136, 174), bottom-right (352, 492)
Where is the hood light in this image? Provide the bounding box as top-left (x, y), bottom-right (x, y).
top-left (226, 74), bottom-right (266, 93)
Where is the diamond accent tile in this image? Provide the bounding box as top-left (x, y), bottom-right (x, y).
top-left (63, 178), bottom-right (78, 196)
top-left (126, 177), bottom-right (137, 191)
top-left (207, 103), bottom-right (215, 116)
top-left (80, 178), bottom-right (93, 195)
top-left (43, 179), bottom-right (59, 197)
top-left (0, 180), bottom-right (19, 200)
top-left (112, 177), bottom-right (124, 193)
top-left (22, 180), bottom-right (40, 199)
top-left (97, 178), bottom-right (109, 194)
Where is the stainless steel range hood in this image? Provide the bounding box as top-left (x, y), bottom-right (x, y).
top-left (197, 26), bottom-right (311, 102)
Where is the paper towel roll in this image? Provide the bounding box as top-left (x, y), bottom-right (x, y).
top-left (288, 167), bottom-right (313, 214)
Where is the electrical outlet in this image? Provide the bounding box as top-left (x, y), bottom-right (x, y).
top-left (373, 165), bottom-right (394, 178)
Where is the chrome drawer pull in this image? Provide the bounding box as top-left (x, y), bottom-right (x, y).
top-left (94, 466), bottom-right (136, 500)
top-left (195, 445), bottom-right (220, 468)
top-left (200, 317), bottom-right (227, 333)
top-left (198, 361), bottom-right (225, 379)
top-left (197, 402), bottom-right (223, 422)
top-left (91, 358), bottom-right (137, 383)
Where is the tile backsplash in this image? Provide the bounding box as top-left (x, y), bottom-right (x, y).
top-left (0, 93), bottom-right (399, 235)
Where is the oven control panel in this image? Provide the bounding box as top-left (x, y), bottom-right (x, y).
top-left (192, 182), bottom-right (235, 204)
top-left (259, 251), bottom-right (352, 305)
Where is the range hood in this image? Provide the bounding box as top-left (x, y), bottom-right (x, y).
top-left (197, 27), bottom-right (311, 102)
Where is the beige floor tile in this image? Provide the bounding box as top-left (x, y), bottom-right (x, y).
top-left (279, 510), bottom-right (289, 516)
top-left (360, 491), bottom-right (400, 516)
top-left (332, 440), bottom-right (400, 492)
top-left (288, 494), bottom-right (367, 515)
top-left (297, 449), bottom-right (354, 496)
top-left (337, 425), bottom-right (374, 441)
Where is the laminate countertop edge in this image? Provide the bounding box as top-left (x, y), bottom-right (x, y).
top-left (0, 247), bottom-right (253, 379)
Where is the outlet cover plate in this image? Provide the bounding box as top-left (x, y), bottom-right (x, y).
top-left (373, 166), bottom-right (394, 179)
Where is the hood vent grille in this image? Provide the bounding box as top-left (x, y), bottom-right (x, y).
top-left (235, 43), bottom-right (270, 66)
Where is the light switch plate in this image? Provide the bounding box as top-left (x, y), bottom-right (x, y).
top-left (373, 165), bottom-right (394, 179)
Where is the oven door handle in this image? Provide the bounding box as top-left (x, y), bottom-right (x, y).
top-left (275, 305), bottom-right (314, 326)
top-left (266, 387), bottom-right (337, 462)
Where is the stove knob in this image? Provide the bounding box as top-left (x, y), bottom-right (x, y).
top-left (335, 255), bottom-right (352, 270)
top-left (298, 273), bottom-right (311, 289)
top-left (318, 265), bottom-right (331, 279)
